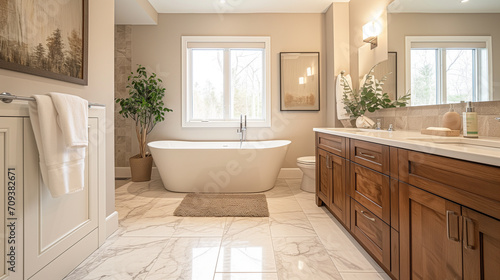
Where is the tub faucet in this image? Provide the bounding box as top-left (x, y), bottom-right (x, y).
top-left (237, 114), bottom-right (247, 146)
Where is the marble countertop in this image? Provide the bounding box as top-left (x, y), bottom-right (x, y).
top-left (313, 128), bottom-right (500, 167)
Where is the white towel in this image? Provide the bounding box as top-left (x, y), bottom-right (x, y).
top-left (336, 73), bottom-right (352, 120)
top-left (48, 92), bottom-right (88, 147)
top-left (28, 94), bottom-right (87, 198)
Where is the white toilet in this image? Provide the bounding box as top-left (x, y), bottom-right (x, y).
top-left (296, 156), bottom-right (316, 192)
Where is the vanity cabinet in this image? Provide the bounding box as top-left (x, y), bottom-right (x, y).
top-left (316, 133), bottom-right (348, 225)
top-left (316, 133), bottom-right (399, 279)
top-left (398, 149), bottom-right (500, 280)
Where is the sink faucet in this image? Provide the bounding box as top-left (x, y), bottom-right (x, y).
top-left (387, 124), bottom-right (394, 131)
top-left (237, 114), bottom-right (247, 146)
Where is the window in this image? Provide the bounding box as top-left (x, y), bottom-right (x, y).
top-left (405, 36), bottom-right (492, 106)
top-left (182, 36), bottom-right (271, 127)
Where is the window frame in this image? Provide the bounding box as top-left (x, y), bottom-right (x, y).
top-left (405, 36), bottom-right (493, 105)
top-left (181, 36), bottom-right (271, 128)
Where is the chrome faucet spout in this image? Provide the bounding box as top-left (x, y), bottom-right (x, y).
top-left (237, 114), bottom-right (247, 147)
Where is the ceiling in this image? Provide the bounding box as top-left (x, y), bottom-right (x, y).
top-left (115, 0), bottom-right (500, 25)
top-left (148, 0), bottom-right (348, 14)
top-left (389, 0), bottom-right (500, 13)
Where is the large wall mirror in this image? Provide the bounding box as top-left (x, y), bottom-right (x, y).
top-left (387, 0), bottom-right (500, 106)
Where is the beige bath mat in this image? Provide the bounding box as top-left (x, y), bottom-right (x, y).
top-left (174, 193), bottom-right (269, 217)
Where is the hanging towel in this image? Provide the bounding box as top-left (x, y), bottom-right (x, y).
top-left (336, 73), bottom-right (352, 120)
top-left (28, 94), bottom-right (87, 198)
top-left (48, 92), bottom-right (88, 147)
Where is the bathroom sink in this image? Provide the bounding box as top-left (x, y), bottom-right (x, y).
top-left (406, 137), bottom-right (500, 150)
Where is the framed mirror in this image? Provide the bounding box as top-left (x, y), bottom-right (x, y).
top-left (387, 0), bottom-right (500, 106)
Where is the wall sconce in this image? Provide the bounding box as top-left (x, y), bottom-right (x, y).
top-left (306, 67), bottom-right (312, 76)
top-left (363, 19), bottom-right (382, 49)
top-left (299, 77), bottom-right (305, 84)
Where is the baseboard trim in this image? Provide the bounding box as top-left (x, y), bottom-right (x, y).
top-left (105, 211), bottom-right (119, 238)
top-left (278, 168), bottom-right (302, 179)
top-left (116, 167), bottom-right (301, 179)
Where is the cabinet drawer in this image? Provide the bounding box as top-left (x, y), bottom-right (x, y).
top-left (351, 163), bottom-right (391, 224)
top-left (316, 132), bottom-right (346, 158)
top-left (398, 149), bottom-right (500, 220)
top-left (350, 139), bottom-right (390, 175)
top-left (350, 199), bottom-right (391, 269)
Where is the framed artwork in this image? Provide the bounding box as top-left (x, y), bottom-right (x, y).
top-left (280, 52), bottom-right (320, 111)
top-left (374, 52), bottom-right (397, 100)
top-left (0, 0), bottom-right (89, 85)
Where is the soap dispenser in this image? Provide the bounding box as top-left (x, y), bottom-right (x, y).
top-left (463, 101), bottom-right (478, 138)
top-left (442, 104), bottom-right (461, 130)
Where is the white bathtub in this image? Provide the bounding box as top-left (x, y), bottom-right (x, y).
top-left (148, 140), bottom-right (291, 193)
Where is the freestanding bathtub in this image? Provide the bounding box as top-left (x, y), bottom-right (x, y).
top-left (148, 140), bottom-right (291, 193)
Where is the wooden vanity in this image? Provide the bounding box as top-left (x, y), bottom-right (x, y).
top-left (315, 129), bottom-right (500, 280)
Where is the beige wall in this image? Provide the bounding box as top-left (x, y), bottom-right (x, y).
top-left (129, 13), bottom-right (326, 167)
top-left (388, 13), bottom-right (500, 101)
top-left (0, 0), bottom-right (116, 216)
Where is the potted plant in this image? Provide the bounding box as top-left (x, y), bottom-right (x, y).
top-left (116, 65), bottom-right (172, 182)
top-left (340, 63), bottom-right (409, 127)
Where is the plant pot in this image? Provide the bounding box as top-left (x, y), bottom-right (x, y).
top-left (129, 154), bottom-right (153, 182)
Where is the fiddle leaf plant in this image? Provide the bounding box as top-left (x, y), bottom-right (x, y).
top-left (341, 63), bottom-right (410, 118)
top-left (116, 65), bottom-right (173, 158)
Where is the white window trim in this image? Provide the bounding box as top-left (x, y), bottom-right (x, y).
top-left (181, 36), bottom-right (272, 128)
top-left (405, 36), bottom-right (493, 103)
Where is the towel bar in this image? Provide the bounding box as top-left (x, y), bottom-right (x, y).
top-left (1, 92), bottom-right (105, 107)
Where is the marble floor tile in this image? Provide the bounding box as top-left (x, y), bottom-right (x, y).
top-left (264, 185), bottom-right (294, 198)
top-left (269, 212), bottom-right (316, 237)
top-left (267, 196), bottom-right (303, 214)
top-left (142, 198), bottom-right (184, 217)
top-left (216, 217), bottom-right (276, 273)
top-left (273, 236), bottom-right (342, 280)
top-left (293, 191), bottom-right (328, 214)
top-left (340, 272), bottom-right (392, 280)
top-left (285, 178), bottom-right (303, 194)
top-left (213, 273), bottom-right (279, 280)
top-left (65, 237), bottom-right (168, 280)
top-left (121, 215), bottom-right (184, 237)
top-left (145, 237), bottom-right (221, 280)
top-left (65, 179), bottom-right (391, 279)
top-left (307, 213), bottom-right (384, 273)
top-left (173, 217), bottom-right (227, 237)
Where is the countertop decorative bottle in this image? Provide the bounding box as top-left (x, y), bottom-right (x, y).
top-left (463, 101), bottom-right (478, 138)
top-left (442, 104), bottom-right (461, 130)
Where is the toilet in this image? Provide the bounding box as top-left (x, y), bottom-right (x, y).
top-left (296, 156), bottom-right (316, 192)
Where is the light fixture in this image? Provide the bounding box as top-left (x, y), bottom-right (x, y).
top-left (461, 0), bottom-right (469, 3)
top-left (363, 19), bottom-right (382, 49)
top-left (307, 67), bottom-right (312, 76)
top-left (299, 77), bottom-right (305, 85)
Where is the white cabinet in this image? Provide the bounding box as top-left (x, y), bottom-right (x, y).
top-left (0, 117), bottom-right (24, 280)
top-left (0, 104), bottom-right (107, 280)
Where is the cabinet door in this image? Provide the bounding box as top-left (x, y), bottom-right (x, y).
top-left (24, 118), bottom-right (99, 279)
top-left (400, 182), bottom-right (462, 280)
top-left (329, 153), bottom-right (346, 223)
top-left (317, 148), bottom-right (330, 205)
top-left (462, 207), bottom-right (500, 280)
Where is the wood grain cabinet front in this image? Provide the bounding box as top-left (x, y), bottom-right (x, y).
top-left (317, 148), bottom-right (348, 224)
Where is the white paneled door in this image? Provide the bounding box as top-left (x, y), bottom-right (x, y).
top-left (24, 118), bottom-right (99, 280)
top-left (0, 117), bottom-right (24, 280)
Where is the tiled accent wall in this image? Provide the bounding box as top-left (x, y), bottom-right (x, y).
top-left (114, 25), bottom-right (133, 167)
top-left (362, 101), bottom-right (500, 137)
